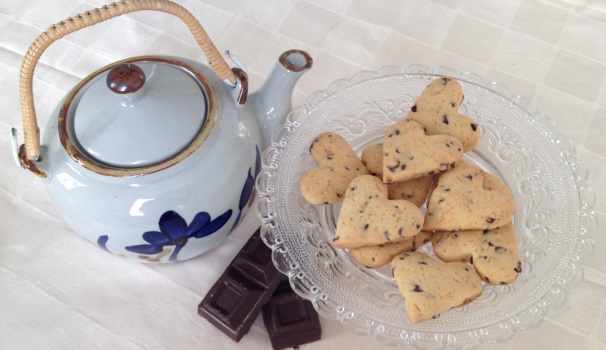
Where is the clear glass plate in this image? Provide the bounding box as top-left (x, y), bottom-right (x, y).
top-left (255, 66), bottom-right (596, 348)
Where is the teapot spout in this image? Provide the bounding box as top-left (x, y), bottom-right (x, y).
top-left (252, 50), bottom-right (312, 150)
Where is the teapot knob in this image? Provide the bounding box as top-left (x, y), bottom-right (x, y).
top-left (106, 64), bottom-right (146, 94)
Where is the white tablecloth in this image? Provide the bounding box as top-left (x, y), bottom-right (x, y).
top-left (1, 0), bottom-right (605, 349)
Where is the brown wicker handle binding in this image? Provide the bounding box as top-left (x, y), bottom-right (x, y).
top-left (19, 0), bottom-right (235, 161)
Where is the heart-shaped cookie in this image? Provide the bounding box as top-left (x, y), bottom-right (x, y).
top-left (424, 161), bottom-right (514, 231)
top-left (391, 252), bottom-right (483, 324)
top-left (382, 120), bottom-right (463, 183)
top-left (407, 76), bottom-right (480, 152)
top-left (300, 132), bottom-right (368, 205)
top-left (349, 231), bottom-right (431, 268)
top-left (431, 223), bottom-right (521, 285)
top-left (361, 142), bottom-right (434, 207)
top-left (333, 175), bottom-right (424, 249)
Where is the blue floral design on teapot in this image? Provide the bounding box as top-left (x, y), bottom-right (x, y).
top-left (125, 209), bottom-right (232, 262)
top-left (97, 146), bottom-right (261, 262)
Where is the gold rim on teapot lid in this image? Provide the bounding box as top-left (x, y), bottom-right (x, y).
top-left (58, 56), bottom-right (218, 178)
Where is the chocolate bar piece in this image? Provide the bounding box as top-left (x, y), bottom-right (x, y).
top-left (262, 279), bottom-right (322, 350)
top-left (198, 228), bottom-right (281, 342)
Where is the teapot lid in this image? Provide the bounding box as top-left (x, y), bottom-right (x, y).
top-left (64, 57), bottom-right (216, 171)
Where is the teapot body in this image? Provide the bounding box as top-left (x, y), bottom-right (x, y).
top-left (39, 57), bottom-right (262, 263)
top-left (14, 1), bottom-right (313, 264)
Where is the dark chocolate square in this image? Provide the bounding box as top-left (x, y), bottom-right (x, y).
top-left (275, 296), bottom-right (307, 325)
top-left (232, 233), bottom-right (279, 288)
top-left (244, 235), bottom-right (272, 266)
top-left (206, 268), bottom-right (265, 329)
top-left (213, 281), bottom-right (242, 315)
top-left (198, 228), bottom-right (282, 342)
top-left (262, 281), bottom-right (322, 350)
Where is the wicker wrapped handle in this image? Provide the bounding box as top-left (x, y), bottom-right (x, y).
top-left (19, 0), bottom-right (235, 161)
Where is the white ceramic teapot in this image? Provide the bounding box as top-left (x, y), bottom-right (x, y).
top-left (11, 0), bottom-right (312, 263)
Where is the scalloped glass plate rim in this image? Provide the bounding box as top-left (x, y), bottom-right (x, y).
top-left (255, 65), bottom-right (595, 348)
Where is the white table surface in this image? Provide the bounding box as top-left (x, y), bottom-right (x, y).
top-left (1, 0), bottom-right (605, 349)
